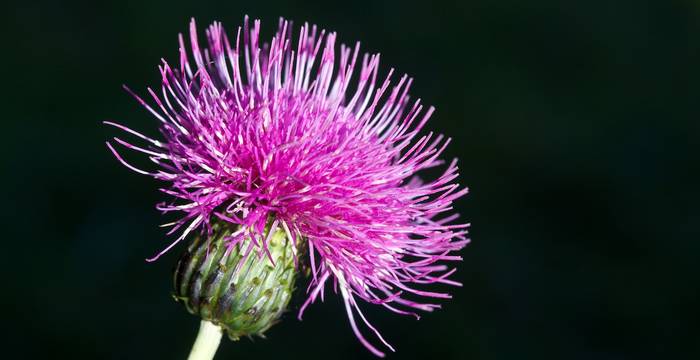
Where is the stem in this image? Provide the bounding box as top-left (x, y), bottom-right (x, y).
top-left (188, 321), bottom-right (223, 360)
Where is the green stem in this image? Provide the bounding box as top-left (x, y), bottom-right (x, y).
top-left (188, 321), bottom-right (223, 360)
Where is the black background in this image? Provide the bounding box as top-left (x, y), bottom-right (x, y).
top-left (5, 0), bottom-right (700, 359)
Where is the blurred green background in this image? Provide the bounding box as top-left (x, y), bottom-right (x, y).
top-left (4, 0), bottom-right (699, 359)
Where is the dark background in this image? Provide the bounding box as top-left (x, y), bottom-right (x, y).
top-left (5, 0), bottom-right (699, 359)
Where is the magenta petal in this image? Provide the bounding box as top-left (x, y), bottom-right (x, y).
top-left (108, 17), bottom-right (470, 356)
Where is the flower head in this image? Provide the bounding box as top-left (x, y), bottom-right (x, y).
top-left (107, 17), bottom-right (469, 356)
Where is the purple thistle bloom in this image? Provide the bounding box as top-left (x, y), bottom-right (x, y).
top-left (107, 17), bottom-right (469, 357)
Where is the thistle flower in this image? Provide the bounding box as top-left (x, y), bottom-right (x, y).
top-left (106, 16), bottom-right (469, 358)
